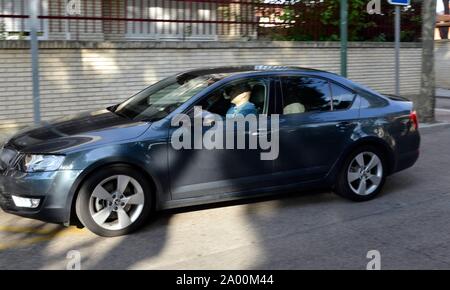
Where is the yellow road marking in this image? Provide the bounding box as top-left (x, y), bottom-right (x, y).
top-left (0, 226), bottom-right (87, 251)
top-left (0, 226), bottom-right (62, 235)
top-left (0, 236), bottom-right (55, 251)
top-left (0, 225), bottom-right (85, 235)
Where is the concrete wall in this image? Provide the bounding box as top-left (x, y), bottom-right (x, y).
top-left (0, 41), bottom-right (422, 130)
top-left (436, 40), bottom-right (450, 89)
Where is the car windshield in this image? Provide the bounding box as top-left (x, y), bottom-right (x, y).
top-left (113, 73), bottom-right (224, 121)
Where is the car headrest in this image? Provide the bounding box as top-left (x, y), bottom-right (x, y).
top-left (283, 103), bottom-right (305, 115)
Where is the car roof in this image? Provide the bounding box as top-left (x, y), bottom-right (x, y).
top-left (176, 65), bottom-right (372, 97)
top-left (179, 65), bottom-right (330, 78)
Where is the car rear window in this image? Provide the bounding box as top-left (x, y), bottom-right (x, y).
top-left (330, 83), bottom-right (356, 110)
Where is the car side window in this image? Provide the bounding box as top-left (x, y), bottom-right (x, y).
top-left (281, 76), bottom-right (332, 115)
top-left (195, 78), bottom-right (269, 117)
top-left (330, 83), bottom-right (356, 110)
top-left (358, 90), bottom-right (389, 108)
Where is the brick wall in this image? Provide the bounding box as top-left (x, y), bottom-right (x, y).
top-left (0, 41), bottom-right (422, 130)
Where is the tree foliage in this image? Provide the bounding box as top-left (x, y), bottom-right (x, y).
top-left (261, 0), bottom-right (422, 42)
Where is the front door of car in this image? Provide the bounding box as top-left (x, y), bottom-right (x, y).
top-left (168, 77), bottom-right (277, 199)
top-left (274, 75), bottom-right (359, 184)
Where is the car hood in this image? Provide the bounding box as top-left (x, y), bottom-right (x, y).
top-left (5, 109), bottom-right (151, 153)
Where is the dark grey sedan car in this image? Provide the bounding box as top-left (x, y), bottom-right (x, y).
top-left (0, 66), bottom-right (420, 236)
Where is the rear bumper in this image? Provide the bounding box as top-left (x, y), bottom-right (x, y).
top-left (393, 148), bottom-right (420, 174)
top-left (0, 169), bottom-right (82, 224)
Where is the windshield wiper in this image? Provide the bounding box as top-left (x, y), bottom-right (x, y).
top-left (138, 117), bottom-right (161, 122)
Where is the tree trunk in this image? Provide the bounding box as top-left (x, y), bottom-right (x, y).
top-left (419, 0), bottom-right (437, 123)
top-left (439, 0), bottom-right (449, 39)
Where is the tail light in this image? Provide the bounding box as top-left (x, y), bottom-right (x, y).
top-left (410, 111), bottom-right (418, 130)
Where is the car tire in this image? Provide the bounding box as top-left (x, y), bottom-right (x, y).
top-left (334, 146), bottom-right (387, 202)
top-left (75, 164), bottom-right (153, 237)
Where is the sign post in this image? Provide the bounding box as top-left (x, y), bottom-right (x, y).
top-left (29, 0), bottom-right (41, 124)
top-left (395, 5), bottom-right (401, 96)
top-left (340, 0), bottom-right (348, 77)
top-left (388, 0), bottom-right (411, 96)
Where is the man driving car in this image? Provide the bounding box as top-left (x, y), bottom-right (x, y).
top-left (226, 83), bottom-right (258, 118)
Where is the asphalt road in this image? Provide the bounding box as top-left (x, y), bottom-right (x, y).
top-left (0, 121), bottom-right (449, 269)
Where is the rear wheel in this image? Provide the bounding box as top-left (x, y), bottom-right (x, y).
top-left (75, 165), bottom-right (152, 237)
top-left (334, 146), bottom-right (386, 201)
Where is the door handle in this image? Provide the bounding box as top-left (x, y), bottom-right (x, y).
top-left (336, 121), bottom-right (352, 129)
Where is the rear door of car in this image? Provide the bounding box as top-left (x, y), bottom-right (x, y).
top-left (273, 74), bottom-right (360, 184)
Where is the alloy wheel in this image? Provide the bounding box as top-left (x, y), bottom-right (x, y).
top-left (88, 175), bottom-right (145, 231)
top-left (347, 152), bottom-right (383, 196)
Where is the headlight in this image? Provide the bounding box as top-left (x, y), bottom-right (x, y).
top-left (20, 154), bottom-right (65, 172)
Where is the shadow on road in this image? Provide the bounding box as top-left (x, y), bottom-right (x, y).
top-left (1, 126), bottom-right (449, 269)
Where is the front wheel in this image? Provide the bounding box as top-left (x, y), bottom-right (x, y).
top-left (334, 146), bottom-right (387, 202)
top-left (75, 165), bottom-right (153, 237)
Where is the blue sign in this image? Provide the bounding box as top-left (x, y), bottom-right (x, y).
top-left (388, 0), bottom-right (410, 5)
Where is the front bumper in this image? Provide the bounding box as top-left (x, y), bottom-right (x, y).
top-left (0, 169), bottom-right (82, 224)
